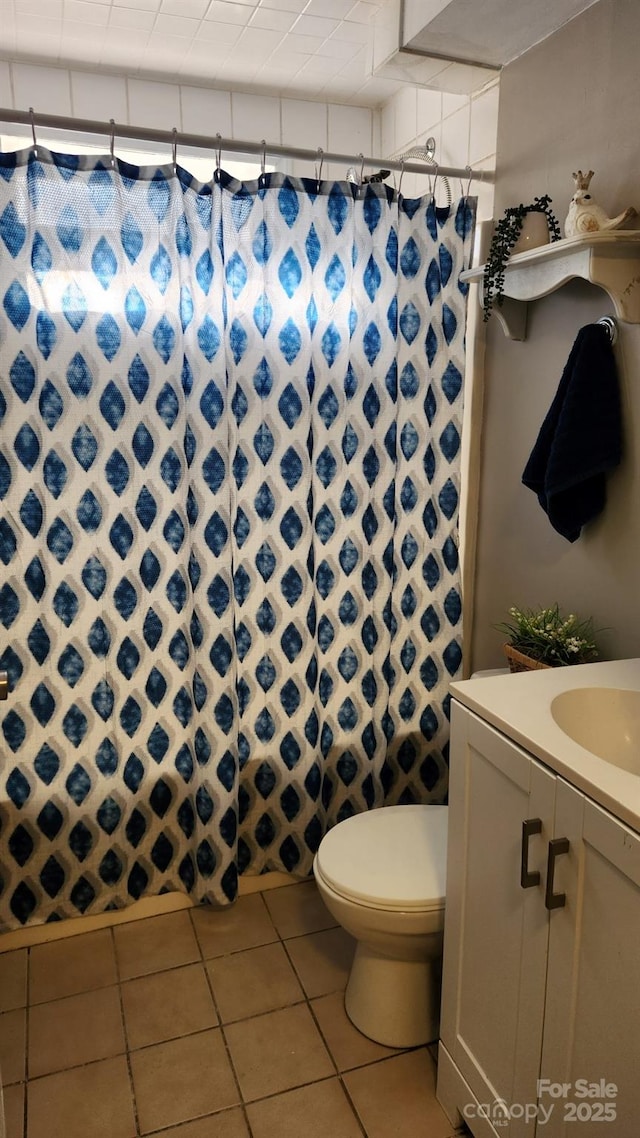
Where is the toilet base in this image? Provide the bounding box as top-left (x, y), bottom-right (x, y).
top-left (344, 941), bottom-right (441, 1048)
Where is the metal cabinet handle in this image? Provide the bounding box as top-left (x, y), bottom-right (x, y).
top-left (545, 837), bottom-right (570, 910)
top-left (521, 818), bottom-right (542, 888)
top-left (0, 670), bottom-right (7, 700)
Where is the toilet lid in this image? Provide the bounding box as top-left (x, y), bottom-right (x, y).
top-left (315, 805), bottom-right (447, 912)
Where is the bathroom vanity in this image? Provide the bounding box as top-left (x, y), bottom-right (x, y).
top-left (436, 659), bottom-right (640, 1138)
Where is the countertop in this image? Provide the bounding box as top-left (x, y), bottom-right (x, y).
top-left (450, 658), bottom-right (640, 834)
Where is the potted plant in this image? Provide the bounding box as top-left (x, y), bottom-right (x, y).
top-left (495, 604), bottom-right (599, 672)
top-left (483, 196), bottom-right (562, 321)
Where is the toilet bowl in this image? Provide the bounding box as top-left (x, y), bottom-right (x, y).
top-left (313, 804), bottom-right (447, 1049)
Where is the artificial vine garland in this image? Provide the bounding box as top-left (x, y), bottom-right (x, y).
top-left (482, 195), bottom-right (562, 321)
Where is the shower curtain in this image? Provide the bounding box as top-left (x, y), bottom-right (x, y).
top-left (0, 146), bottom-right (475, 928)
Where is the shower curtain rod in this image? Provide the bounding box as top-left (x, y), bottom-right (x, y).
top-left (0, 106), bottom-right (494, 184)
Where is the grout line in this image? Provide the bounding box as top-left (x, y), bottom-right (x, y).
top-left (110, 925), bottom-right (143, 1138)
top-left (338, 1074), bottom-right (369, 1137)
top-left (21, 946), bottom-right (29, 1138)
top-left (194, 908), bottom-right (254, 1138)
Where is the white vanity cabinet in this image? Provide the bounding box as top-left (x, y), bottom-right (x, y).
top-left (437, 699), bottom-right (640, 1138)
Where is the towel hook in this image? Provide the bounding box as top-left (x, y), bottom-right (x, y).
top-left (109, 118), bottom-right (116, 170)
top-left (29, 106), bottom-right (38, 157)
top-left (597, 315), bottom-right (618, 345)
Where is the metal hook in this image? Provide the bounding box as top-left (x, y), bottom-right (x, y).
top-left (358, 152), bottom-right (365, 186)
top-left (29, 106), bottom-right (37, 157)
top-left (109, 118), bottom-right (116, 170)
top-left (171, 127), bottom-right (178, 174)
top-left (397, 156), bottom-right (405, 197)
top-left (214, 133), bottom-right (222, 180)
top-left (464, 164), bottom-right (473, 198)
top-left (316, 147), bottom-right (324, 192)
top-left (260, 139), bottom-right (266, 178)
top-left (432, 161), bottom-right (439, 202)
top-left (597, 315), bottom-right (618, 345)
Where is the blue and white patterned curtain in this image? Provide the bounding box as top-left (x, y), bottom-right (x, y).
top-left (0, 146), bottom-right (475, 928)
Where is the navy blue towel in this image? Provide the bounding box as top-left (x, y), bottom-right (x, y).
top-left (522, 323), bottom-right (622, 542)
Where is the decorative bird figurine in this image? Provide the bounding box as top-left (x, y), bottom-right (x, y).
top-left (564, 170), bottom-right (636, 237)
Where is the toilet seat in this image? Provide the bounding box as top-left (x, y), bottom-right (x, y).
top-left (315, 805), bottom-right (447, 913)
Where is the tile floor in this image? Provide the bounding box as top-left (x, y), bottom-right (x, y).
top-left (0, 880), bottom-right (463, 1138)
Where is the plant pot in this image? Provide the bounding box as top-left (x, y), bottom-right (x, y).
top-left (503, 644), bottom-right (552, 673)
top-left (511, 210), bottom-right (551, 254)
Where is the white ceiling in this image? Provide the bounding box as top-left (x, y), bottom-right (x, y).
top-left (402, 0), bottom-right (599, 68)
top-left (0, 0), bottom-right (411, 107)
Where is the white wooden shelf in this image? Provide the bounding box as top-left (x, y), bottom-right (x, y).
top-left (460, 230), bottom-right (640, 340)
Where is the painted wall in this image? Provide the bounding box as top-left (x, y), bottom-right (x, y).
top-left (471, 0), bottom-right (640, 669)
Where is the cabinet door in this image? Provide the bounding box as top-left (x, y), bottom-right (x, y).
top-left (440, 703), bottom-right (555, 1138)
top-left (539, 779), bottom-right (640, 1138)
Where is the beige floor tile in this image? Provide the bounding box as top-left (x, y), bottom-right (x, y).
top-left (206, 942), bottom-right (304, 1023)
top-left (122, 963), bottom-right (218, 1050)
top-left (311, 991), bottom-right (403, 1071)
top-left (27, 1054), bottom-right (136, 1138)
top-left (0, 950), bottom-right (27, 1012)
top-left (224, 1003), bottom-right (334, 1102)
top-left (263, 881), bottom-right (337, 939)
top-left (146, 1109), bottom-right (250, 1137)
top-left (4, 1081), bottom-right (24, 1138)
top-left (114, 912), bottom-right (201, 981)
top-left (29, 930), bottom-right (117, 1005)
top-left (0, 1007), bottom-right (26, 1085)
top-left (285, 927), bottom-right (354, 998)
top-left (130, 1028), bottom-right (239, 1134)
top-left (191, 895), bottom-right (277, 959)
top-left (246, 1077), bottom-right (363, 1138)
top-left (28, 985), bottom-right (125, 1078)
top-left (343, 1048), bottom-right (454, 1138)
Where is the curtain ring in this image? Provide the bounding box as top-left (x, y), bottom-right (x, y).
top-left (397, 156), bottom-right (405, 197)
top-left (358, 152), bottom-right (365, 186)
top-left (460, 164), bottom-right (472, 198)
top-left (465, 164), bottom-right (473, 198)
top-left (171, 127), bottom-right (178, 175)
top-left (29, 106), bottom-right (38, 157)
top-left (315, 147), bottom-right (324, 192)
top-left (109, 118), bottom-right (116, 170)
top-left (214, 133), bottom-right (222, 180)
top-left (260, 139), bottom-right (266, 178)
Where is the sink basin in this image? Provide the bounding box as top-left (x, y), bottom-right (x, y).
top-left (551, 687), bottom-right (640, 774)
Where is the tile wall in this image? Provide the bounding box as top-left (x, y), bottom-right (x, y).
top-left (0, 58), bottom-right (498, 204)
top-left (380, 79), bottom-right (498, 217)
top-left (0, 59), bottom-right (375, 181)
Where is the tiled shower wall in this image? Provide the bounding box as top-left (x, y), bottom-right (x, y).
top-left (0, 60), bottom-right (375, 182)
top-left (0, 59), bottom-right (498, 202)
top-left (380, 81), bottom-right (498, 217)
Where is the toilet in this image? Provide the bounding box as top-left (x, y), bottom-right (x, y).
top-left (313, 804), bottom-right (447, 1049)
